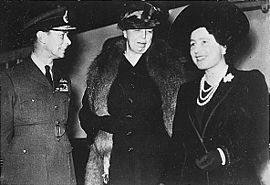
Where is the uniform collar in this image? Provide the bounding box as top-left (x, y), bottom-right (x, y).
top-left (31, 53), bottom-right (53, 76)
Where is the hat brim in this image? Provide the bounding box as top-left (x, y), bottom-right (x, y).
top-left (118, 18), bottom-right (159, 30)
top-left (51, 25), bottom-right (76, 31)
top-left (169, 2), bottom-right (249, 52)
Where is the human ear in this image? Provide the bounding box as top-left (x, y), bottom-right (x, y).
top-left (36, 31), bottom-right (47, 44)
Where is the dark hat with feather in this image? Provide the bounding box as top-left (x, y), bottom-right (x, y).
top-left (118, 1), bottom-right (164, 30)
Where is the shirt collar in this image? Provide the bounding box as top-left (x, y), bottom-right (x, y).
top-left (31, 53), bottom-right (53, 75)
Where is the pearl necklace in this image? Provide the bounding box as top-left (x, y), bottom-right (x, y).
top-left (197, 75), bottom-right (220, 106)
top-left (197, 65), bottom-right (229, 106)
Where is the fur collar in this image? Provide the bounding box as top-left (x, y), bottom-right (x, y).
top-left (86, 36), bottom-right (188, 135)
top-left (87, 36), bottom-right (187, 89)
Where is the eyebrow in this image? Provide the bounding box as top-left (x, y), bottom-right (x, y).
top-left (50, 30), bottom-right (68, 34)
top-left (190, 37), bottom-right (211, 41)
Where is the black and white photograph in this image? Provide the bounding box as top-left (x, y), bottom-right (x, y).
top-left (1, 1), bottom-right (269, 185)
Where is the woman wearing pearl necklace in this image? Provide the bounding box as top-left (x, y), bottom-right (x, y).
top-left (164, 2), bottom-right (269, 185)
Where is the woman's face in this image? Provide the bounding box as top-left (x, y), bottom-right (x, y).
top-left (123, 28), bottom-right (153, 54)
top-left (190, 27), bottom-right (226, 71)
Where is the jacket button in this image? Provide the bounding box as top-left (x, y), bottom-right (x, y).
top-left (128, 98), bottom-right (133, 104)
top-left (128, 147), bottom-right (134, 152)
top-left (125, 114), bottom-right (133, 118)
top-left (130, 83), bottom-right (135, 89)
top-left (126, 131), bottom-right (132, 136)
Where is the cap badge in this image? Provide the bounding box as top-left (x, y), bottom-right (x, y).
top-left (63, 10), bottom-right (69, 23)
top-left (123, 10), bottom-right (143, 20)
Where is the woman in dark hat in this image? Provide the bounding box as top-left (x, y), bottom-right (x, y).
top-left (79, 1), bottom-right (188, 185)
top-left (166, 2), bottom-right (269, 185)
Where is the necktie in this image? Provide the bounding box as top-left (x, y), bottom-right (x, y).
top-left (45, 65), bottom-right (53, 87)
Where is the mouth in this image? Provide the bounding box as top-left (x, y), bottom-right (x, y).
top-left (137, 42), bottom-right (147, 46)
top-left (195, 56), bottom-right (206, 62)
top-left (60, 48), bottom-right (67, 53)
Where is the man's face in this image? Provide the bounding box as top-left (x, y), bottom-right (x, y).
top-left (44, 30), bottom-right (71, 59)
top-left (123, 28), bottom-right (153, 54)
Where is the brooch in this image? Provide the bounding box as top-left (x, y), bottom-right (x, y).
top-left (223, 73), bottom-right (234, 83)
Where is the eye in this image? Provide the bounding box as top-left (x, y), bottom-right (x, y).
top-left (147, 29), bottom-right (153, 34)
top-left (190, 41), bottom-right (195, 47)
top-left (201, 40), bottom-right (209, 45)
top-left (58, 34), bottom-right (65, 39)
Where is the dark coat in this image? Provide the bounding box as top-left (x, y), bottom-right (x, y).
top-left (168, 66), bottom-right (269, 185)
top-left (79, 36), bottom-right (188, 185)
top-left (0, 58), bottom-right (76, 185)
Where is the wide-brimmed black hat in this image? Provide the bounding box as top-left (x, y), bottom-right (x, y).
top-left (118, 1), bottom-right (164, 30)
top-left (169, 2), bottom-right (250, 53)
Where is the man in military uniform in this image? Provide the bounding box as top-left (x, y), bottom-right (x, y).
top-left (0, 6), bottom-right (77, 185)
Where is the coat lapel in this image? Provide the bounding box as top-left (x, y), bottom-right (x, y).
top-left (24, 57), bottom-right (52, 89)
top-left (186, 67), bottom-right (237, 151)
top-left (201, 66), bottom-right (236, 137)
top-left (186, 80), bottom-right (209, 150)
top-left (187, 80), bottom-right (200, 130)
top-left (92, 50), bottom-right (122, 116)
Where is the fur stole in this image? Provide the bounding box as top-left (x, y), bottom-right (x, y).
top-left (84, 36), bottom-right (188, 185)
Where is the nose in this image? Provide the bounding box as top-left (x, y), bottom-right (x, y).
top-left (192, 43), bottom-right (200, 54)
top-left (64, 34), bottom-right (72, 46)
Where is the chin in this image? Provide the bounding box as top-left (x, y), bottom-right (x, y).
top-left (134, 50), bottom-right (145, 55)
top-left (58, 53), bottom-right (65, 58)
top-left (139, 48), bottom-right (148, 54)
top-left (195, 64), bottom-right (206, 70)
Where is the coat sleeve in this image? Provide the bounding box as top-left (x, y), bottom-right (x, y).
top-left (0, 71), bottom-right (15, 158)
top-left (79, 89), bottom-right (99, 144)
top-left (247, 70), bottom-right (269, 176)
top-left (220, 70), bottom-right (269, 172)
top-left (79, 88), bottom-right (125, 142)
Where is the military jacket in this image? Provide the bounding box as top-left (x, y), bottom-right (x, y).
top-left (0, 57), bottom-right (76, 185)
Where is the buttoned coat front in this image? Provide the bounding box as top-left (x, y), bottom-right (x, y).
top-left (169, 66), bottom-right (269, 185)
top-left (80, 36), bottom-right (189, 185)
top-left (0, 57), bottom-right (76, 185)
